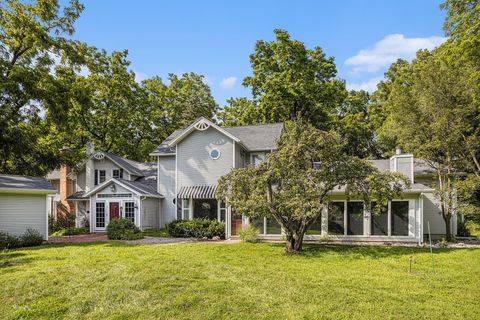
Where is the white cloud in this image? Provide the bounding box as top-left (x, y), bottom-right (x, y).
top-left (345, 34), bottom-right (447, 74)
top-left (219, 76), bottom-right (237, 90)
top-left (347, 76), bottom-right (384, 93)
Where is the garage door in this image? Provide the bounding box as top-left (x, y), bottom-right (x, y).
top-left (0, 194), bottom-right (47, 239)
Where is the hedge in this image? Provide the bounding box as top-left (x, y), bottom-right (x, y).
top-left (167, 219), bottom-right (225, 239)
top-left (106, 218), bottom-right (143, 240)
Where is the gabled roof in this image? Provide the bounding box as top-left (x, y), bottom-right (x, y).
top-left (0, 174), bottom-right (56, 193)
top-left (223, 122), bottom-right (283, 151)
top-left (101, 152), bottom-right (146, 176)
top-left (83, 178), bottom-right (163, 198)
top-left (150, 118), bottom-right (284, 156)
top-left (75, 151), bottom-right (147, 177)
top-left (167, 117), bottom-right (241, 147)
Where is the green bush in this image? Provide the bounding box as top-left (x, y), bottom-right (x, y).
top-left (0, 231), bottom-right (22, 249)
top-left (52, 227), bottom-right (89, 236)
top-left (167, 219), bottom-right (225, 239)
top-left (107, 218), bottom-right (143, 240)
top-left (21, 229), bottom-right (44, 247)
top-left (239, 224), bottom-right (260, 243)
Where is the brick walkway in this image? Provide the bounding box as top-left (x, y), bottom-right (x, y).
top-left (48, 234), bottom-right (109, 243)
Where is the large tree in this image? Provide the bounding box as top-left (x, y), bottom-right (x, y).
top-left (378, 47), bottom-right (479, 240)
top-left (218, 121), bottom-right (407, 253)
top-left (143, 72), bottom-right (218, 139)
top-left (218, 29), bottom-right (346, 129)
top-left (0, 0), bottom-right (85, 174)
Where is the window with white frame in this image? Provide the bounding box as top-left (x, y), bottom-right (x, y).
top-left (218, 202), bottom-right (226, 221)
top-left (251, 153), bottom-right (265, 167)
top-left (249, 217), bottom-right (281, 235)
top-left (96, 202), bottom-right (105, 228)
top-left (95, 170), bottom-right (106, 185)
top-left (391, 201), bottom-right (409, 236)
top-left (328, 202), bottom-right (345, 235)
top-left (124, 202), bottom-right (135, 223)
top-left (326, 200), bottom-right (411, 237)
top-left (112, 169), bottom-right (124, 179)
top-left (182, 199), bottom-right (190, 219)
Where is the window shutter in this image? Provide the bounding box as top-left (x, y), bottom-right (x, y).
top-left (94, 169), bottom-right (98, 185)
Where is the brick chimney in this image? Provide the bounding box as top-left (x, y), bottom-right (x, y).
top-left (59, 146), bottom-right (75, 216)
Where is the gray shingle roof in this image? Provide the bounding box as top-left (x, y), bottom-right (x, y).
top-left (223, 123), bottom-right (284, 151)
top-left (102, 152), bottom-right (146, 176)
top-left (151, 122), bottom-right (284, 155)
top-left (66, 191), bottom-right (87, 200)
top-left (0, 174), bottom-right (56, 191)
top-left (150, 129), bottom-right (184, 156)
top-left (117, 178), bottom-right (162, 197)
top-left (46, 169), bottom-right (60, 180)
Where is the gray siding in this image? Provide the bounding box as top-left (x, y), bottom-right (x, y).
top-left (141, 198), bottom-right (159, 229)
top-left (234, 143), bottom-right (244, 168)
top-left (177, 127), bottom-right (234, 187)
top-left (77, 169), bottom-right (86, 192)
top-left (422, 192), bottom-right (456, 236)
top-left (0, 194), bottom-right (47, 239)
top-left (158, 156), bottom-right (176, 226)
top-left (78, 157), bottom-right (130, 192)
top-left (76, 200), bottom-right (89, 227)
top-left (390, 155), bottom-right (413, 182)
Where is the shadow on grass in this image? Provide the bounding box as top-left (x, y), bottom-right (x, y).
top-left (268, 242), bottom-right (476, 259)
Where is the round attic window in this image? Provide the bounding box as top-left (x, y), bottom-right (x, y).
top-left (210, 149), bottom-right (221, 160)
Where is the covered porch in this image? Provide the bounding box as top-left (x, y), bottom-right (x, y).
top-left (177, 185), bottom-right (242, 238)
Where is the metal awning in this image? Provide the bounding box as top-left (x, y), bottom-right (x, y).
top-left (178, 185), bottom-right (217, 199)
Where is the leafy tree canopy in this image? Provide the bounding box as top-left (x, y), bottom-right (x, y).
top-left (218, 120), bottom-right (407, 253)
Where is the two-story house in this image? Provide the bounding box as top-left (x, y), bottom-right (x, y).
top-left (68, 117), bottom-right (457, 242)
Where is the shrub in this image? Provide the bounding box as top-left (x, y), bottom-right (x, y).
top-left (167, 219), bottom-right (225, 239)
top-left (239, 224), bottom-right (260, 243)
top-left (0, 231), bottom-right (22, 249)
top-left (52, 227), bottom-right (89, 236)
top-left (21, 229), bottom-right (44, 247)
top-left (107, 218), bottom-right (143, 240)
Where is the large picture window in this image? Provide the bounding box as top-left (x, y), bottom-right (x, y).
top-left (328, 202), bottom-right (345, 235)
top-left (266, 218), bottom-right (281, 235)
top-left (391, 201), bottom-right (409, 236)
top-left (347, 202), bottom-right (364, 235)
top-left (371, 202), bottom-right (388, 236)
top-left (124, 202), bottom-right (135, 223)
top-left (250, 217), bottom-right (264, 234)
top-left (96, 202), bottom-right (105, 228)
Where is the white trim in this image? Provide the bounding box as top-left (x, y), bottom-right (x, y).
top-left (45, 194), bottom-right (49, 240)
top-left (232, 141), bottom-right (236, 168)
top-left (84, 178), bottom-right (163, 198)
top-left (175, 145), bottom-right (178, 219)
top-left (0, 188), bottom-right (56, 194)
top-left (167, 117), bottom-right (241, 147)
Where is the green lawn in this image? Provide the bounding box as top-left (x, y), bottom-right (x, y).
top-left (1, 243), bottom-right (479, 320)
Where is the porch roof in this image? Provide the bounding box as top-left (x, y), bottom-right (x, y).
top-left (178, 185), bottom-right (217, 199)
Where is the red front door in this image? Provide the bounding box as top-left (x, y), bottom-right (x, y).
top-left (109, 202), bottom-right (120, 220)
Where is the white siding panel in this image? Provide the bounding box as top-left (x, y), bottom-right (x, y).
top-left (177, 127), bottom-right (233, 187)
top-left (141, 198), bottom-right (159, 229)
top-left (422, 192), bottom-right (456, 236)
top-left (158, 156), bottom-right (176, 227)
top-left (0, 194), bottom-right (47, 239)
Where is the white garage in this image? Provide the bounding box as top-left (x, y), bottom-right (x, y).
top-left (0, 175), bottom-right (56, 240)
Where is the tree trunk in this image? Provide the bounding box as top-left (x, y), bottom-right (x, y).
top-left (284, 231), bottom-right (305, 254)
top-left (444, 215), bottom-right (452, 242)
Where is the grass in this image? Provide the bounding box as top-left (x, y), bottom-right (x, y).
top-left (0, 243), bottom-right (479, 320)
top-left (141, 228), bottom-right (169, 237)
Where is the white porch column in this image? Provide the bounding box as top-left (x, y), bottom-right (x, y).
top-left (321, 206), bottom-right (328, 236)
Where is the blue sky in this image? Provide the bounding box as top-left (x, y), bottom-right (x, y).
top-left (72, 0), bottom-right (447, 106)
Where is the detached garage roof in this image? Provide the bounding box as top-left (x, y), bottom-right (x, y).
top-left (0, 174), bottom-right (56, 193)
